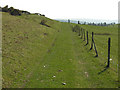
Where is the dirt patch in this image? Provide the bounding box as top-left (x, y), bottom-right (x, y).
top-left (52, 43), bottom-right (55, 47)
top-left (47, 49), bottom-right (51, 53)
top-left (20, 71), bottom-right (33, 88)
top-left (43, 33), bottom-right (48, 36)
top-left (58, 70), bottom-right (63, 72)
top-left (51, 38), bottom-right (57, 47)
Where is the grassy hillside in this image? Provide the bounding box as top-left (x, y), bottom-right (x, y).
top-left (2, 12), bottom-right (59, 87)
top-left (2, 12), bottom-right (118, 88)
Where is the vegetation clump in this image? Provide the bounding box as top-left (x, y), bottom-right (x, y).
top-left (40, 19), bottom-right (50, 27)
top-left (1, 5), bottom-right (46, 17)
top-left (2, 5), bottom-right (21, 16)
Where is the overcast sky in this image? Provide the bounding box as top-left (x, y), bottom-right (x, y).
top-left (0, 0), bottom-right (119, 20)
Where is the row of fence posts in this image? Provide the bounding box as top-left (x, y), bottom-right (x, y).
top-left (72, 26), bottom-right (111, 68)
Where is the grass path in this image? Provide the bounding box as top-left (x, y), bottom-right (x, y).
top-left (22, 23), bottom-right (118, 88)
top-left (23, 23), bottom-right (77, 88)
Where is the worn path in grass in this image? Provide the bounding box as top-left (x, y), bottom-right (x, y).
top-left (23, 23), bottom-right (118, 88)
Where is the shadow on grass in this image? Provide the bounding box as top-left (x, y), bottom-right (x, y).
top-left (88, 48), bottom-right (98, 58)
top-left (80, 40), bottom-right (84, 43)
top-left (84, 43), bottom-right (88, 46)
top-left (94, 54), bottom-right (98, 57)
top-left (98, 66), bottom-right (109, 75)
top-left (80, 37), bottom-right (83, 39)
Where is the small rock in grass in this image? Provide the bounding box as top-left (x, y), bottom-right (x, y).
top-left (62, 82), bottom-right (66, 85)
top-left (53, 75), bottom-right (56, 78)
top-left (85, 72), bottom-right (89, 77)
top-left (58, 70), bottom-right (63, 72)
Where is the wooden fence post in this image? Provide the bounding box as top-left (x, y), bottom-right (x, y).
top-left (90, 32), bottom-right (94, 50)
top-left (84, 29), bottom-right (85, 41)
top-left (86, 31), bottom-right (88, 45)
top-left (93, 41), bottom-right (98, 57)
top-left (107, 38), bottom-right (111, 67)
top-left (68, 19), bottom-right (70, 23)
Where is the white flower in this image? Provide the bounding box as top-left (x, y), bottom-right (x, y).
top-left (110, 58), bottom-right (112, 61)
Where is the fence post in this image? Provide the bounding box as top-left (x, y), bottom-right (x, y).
top-left (68, 19), bottom-right (70, 23)
top-left (107, 38), bottom-right (111, 67)
top-left (84, 29), bottom-right (85, 41)
top-left (90, 32), bottom-right (94, 50)
top-left (93, 41), bottom-right (98, 57)
top-left (86, 31), bottom-right (88, 45)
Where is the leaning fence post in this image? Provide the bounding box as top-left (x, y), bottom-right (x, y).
top-left (93, 41), bottom-right (98, 57)
top-left (84, 29), bottom-right (85, 41)
top-left (86, 31), bottom-right (89, 44)
top-left (107, 38), bottom-right (111, 67)
top-left (90, 32), bottom-right (94, 50)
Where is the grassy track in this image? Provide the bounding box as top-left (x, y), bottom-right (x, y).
top-left (24, 23), bottom-right (118, 88)
top-left (24, 23), bottom-right (77, 88)
top-left (2, 13), bottom-right (118, 88)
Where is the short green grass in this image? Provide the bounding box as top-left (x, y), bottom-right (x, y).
top-left (2, 12), bottom-right (118, 88)
top-left (2, 12), bottom-right (58, 87)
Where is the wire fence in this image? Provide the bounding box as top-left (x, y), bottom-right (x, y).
top-left (72, 25), bottom-right (111, 68)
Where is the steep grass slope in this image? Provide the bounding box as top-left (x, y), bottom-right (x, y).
top-left (2, 12), bottom-right (59, 87)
